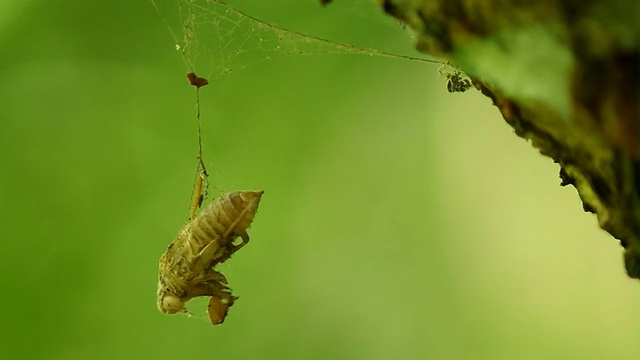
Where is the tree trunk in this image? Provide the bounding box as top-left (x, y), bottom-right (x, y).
top-left (379, 0), bottom-right (639, 278)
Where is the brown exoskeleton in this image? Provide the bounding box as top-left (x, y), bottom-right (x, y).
top-left (157, 190), bottom-right (264, 324)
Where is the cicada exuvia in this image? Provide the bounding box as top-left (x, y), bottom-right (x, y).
top-left (157, 190), bottom-right (264, 324)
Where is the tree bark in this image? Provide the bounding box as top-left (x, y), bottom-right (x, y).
top-left (379, 0), bottom-right (639, 278)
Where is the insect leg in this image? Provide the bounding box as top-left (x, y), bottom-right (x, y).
top-left (230, 231), bottom-right (250, 252)
top-left (191, 238), bottom-right (227, 274)
top-left (213, 233), bottom-right (250, 265)
top-left (188, 157), bottom-right (208, 220)
top-left (184, 269), bottom-right (230, 298)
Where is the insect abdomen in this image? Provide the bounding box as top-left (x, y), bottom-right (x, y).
top-left (193, 191), bottom-right (263, 246)
top-left (170, 190), bottom-right (263, 264)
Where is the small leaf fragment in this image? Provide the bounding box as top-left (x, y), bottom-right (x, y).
top-left (186, 72), bottom-right (209, 88)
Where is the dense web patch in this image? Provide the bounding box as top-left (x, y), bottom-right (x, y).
top-left (151, 0), bottom-right (443, 79)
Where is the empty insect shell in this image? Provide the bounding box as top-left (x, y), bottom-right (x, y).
top-left (157, 190), bottom-right (264, 316)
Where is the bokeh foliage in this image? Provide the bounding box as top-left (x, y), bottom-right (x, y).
top-left (0, 0), bottom-right (637, 359)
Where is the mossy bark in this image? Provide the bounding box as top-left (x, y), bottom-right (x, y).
top-left (379, 0), bottom-right (639, 278)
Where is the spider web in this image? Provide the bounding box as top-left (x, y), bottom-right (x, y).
top-left (149, 0), bottom-right (450, 216)
top-left (151, 0), bottom-right (444, 79)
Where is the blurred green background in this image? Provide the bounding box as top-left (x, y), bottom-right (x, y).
top-left (0, 0), bottom-right (637, 359)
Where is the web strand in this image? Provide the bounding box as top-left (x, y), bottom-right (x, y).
top-left (187, 76), bottom-right (210, 220)
top-left (196, 87), bottom-right (204, 159)
top-left (150, 0), bottom-right (444, 79)
top-left (196, 0), bottom-right (443, 64)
